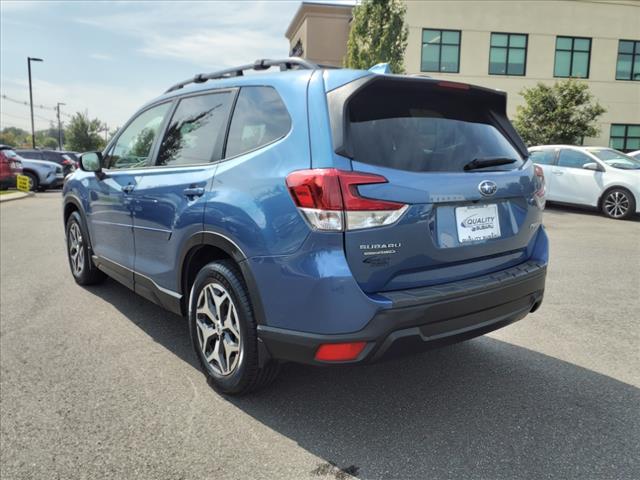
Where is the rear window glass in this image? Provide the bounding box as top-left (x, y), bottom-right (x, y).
top-left (17, 150), bottom-right (42, 159)
top-left (43, 151), bottom-right (62, 162)
top-left (225, 86), bottom-right (291, 158)
top-left (346, 82), bottom-right (524, 172)
top-left (529, 150), bottom-right (556, 165)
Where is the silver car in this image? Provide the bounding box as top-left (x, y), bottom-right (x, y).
top-left (13, 150), bottom-right (64, 191)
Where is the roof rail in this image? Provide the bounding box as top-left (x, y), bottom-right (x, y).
top-left (165, 58), bottom-right (320, 93)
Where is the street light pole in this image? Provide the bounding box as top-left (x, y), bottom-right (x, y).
top-left (56, 102), bottom-right (66, 150)
top-left (27, 56), bottom-right (43, 149)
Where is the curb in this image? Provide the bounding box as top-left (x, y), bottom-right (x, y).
top-left (0, 191), bottom-right (34, 203)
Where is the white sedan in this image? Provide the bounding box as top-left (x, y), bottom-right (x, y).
top-left (528, 145), bottom-right (640, 219)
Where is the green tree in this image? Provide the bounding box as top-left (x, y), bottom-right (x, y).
top-left (513, 80), bottom-right (606, 146)
top-left (65, 112), bottom-right (106, 152)
top-left (39, 136), bottom-right (59, 149)
top-left (0, 130), bottom-right (18, 147)
top-left (0, 127), bottom-right (29, 147)
top-left (344, 0), bottom-right (408, 73)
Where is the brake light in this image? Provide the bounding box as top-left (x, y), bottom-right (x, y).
top-left (286, 169), bottom-right (408, 231)
top-left (534, 164), bottom-right (546, 209)
top-left (315, 342), bottom-right (367, 362)
top-left (437, 81), bottom-right (470, 90)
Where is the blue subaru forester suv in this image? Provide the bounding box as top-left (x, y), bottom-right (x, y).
top-left (63, 59), bottom-right (548, 395)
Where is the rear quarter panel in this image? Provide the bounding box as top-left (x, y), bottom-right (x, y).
top-left (203, 75), bottom-right (313, 257)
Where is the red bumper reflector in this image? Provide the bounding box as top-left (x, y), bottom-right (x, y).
top-left (315, 342), bottom-right (367, 362)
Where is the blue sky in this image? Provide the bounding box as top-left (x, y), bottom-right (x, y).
top-left (0, 1), bottom-right (348, 132)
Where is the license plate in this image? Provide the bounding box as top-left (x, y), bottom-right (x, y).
top-left (455, 204), bottom-right (501, 243)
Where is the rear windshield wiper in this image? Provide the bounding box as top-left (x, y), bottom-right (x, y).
top-left (464, 157), bottom-right (518, 171)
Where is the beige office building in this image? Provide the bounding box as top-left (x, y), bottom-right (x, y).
top-left (285, 0), bottom-right (640, 151)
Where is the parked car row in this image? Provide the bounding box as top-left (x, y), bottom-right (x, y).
top-left (16, 148), bottom-right (78, 176)
top-left (0, 145), bottom-right (65, 191)
top-left (529, 145), bottom-right (640, 219)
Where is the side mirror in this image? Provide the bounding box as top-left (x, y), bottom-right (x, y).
top-left (582, 162), bottom-right (601, 171)
top-left (79, 152), bottom-right (102, 173)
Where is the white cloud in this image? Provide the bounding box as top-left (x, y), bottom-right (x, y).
top-left (1, 1), bottom-right (305, 131)
top-left (73, 1), bottom-right (298, 68)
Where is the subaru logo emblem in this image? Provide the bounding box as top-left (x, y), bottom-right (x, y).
top-left (478, 180), bottom-right (497, 197)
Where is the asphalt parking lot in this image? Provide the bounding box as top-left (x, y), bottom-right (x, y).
top-left (1, 192), bottom-right (639, 480)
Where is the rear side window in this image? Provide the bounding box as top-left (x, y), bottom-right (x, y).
top-left (529, 150), bottom-right (556, 165)
top-left (346, 81), bottom-right (524, 173)
top-left (43, 151), bottom-right (62, 162)
top-left (557, 149), bottom-right (592, 168)
top-left (157, 91), bottom-right (233, 166)
top-left (225, 86), bottom-right (291, 158)
top-left (18, 150), bottom-right (42, 159)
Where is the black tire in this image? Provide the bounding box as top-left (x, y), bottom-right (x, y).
top-left (65, 211), bottom-right (106, 285)
top-left (23, 171), bottom-right (38, 191)
top-left (189, 260), bottom-right (280, 395)
top-left (601, 188), bottom-right (636, 220)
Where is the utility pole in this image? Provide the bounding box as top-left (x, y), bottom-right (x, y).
top-left (56, 103), bottom-right (66, 150)
top-left (27, 57), bottom-right (44, 148)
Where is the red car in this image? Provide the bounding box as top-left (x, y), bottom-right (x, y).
top-left (0, 145), bottom-right (24, 190)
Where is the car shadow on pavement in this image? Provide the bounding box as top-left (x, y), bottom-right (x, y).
top-left (89, 278), bottom-right (640, 480)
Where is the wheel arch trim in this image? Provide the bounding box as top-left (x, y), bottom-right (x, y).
top-left (63, 194), bottom-right (95, 252)
top-left (178, 231), bottom-right (267, 324)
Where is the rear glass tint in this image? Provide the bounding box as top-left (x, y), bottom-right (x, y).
top-left (225, 86), bottom-right (291, 158)
top-left (346, 82), bottom-right (524, 172)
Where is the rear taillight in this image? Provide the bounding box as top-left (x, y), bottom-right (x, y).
top-left (534, 164), bottom-right (546, 209)
top-left (286, 168), bottom-right (408, 231)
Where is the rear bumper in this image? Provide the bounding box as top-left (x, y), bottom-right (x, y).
top-left (43, 176), bottom-right (64, 188)
top-left (258, 260), bottom-right (546, 365)
top-left (0, 176), bottom-right (17, 188)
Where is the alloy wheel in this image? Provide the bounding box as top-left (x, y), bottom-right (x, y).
top-left (196, 282), bottom-right (242, 376)
top-left (603, 191), bottom-right (629, 218)
top-left (68, 222), bottom-right (85, 276)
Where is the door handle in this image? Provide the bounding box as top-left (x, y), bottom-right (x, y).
top-left (552, 170), bottom-right (563, 175)
top-left (122, 184), bottom-right (135, 193)
top-left (183, 187), bottom-right (205, 198)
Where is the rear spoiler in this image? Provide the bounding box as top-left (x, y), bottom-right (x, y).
top-left (326, 76), bottom-right (529, 160)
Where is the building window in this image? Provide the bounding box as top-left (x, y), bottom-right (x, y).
top-left (489, 33), bottom-right (527, 75)
top-left (290, 39), bottom-right (304, 58)
top-left (421, 29), bottom-right (461, 73)
top-left (554, 36), bottom-right (591, 78)
top-left (610, 124), bottom-right (640, 152)
top-left (616, 40), bottom-right (640, 81)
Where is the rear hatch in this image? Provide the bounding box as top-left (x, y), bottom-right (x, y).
top-left (327, 76), bottom-right (544, 293)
